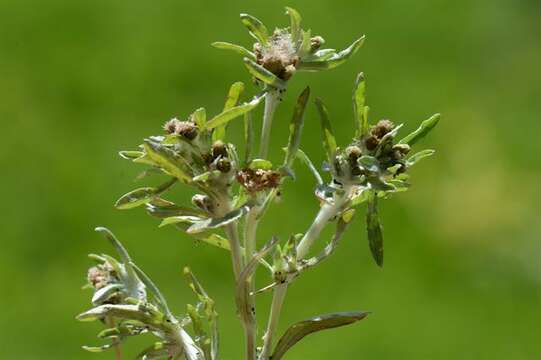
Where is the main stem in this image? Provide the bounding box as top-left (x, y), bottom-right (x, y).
top-left (259, 90), bottom-right (279, 159)
top-left (259, 189), bottom-right (352, 360)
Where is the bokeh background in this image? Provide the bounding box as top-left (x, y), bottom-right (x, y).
top-left (1, 0), bottom-right (540, 358)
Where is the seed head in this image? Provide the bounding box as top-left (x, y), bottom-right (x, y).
top-left (371, 119), bottom-right (395, 139)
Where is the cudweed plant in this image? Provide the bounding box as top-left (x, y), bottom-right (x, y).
top-left (78, 7), bottom-right (440, 360)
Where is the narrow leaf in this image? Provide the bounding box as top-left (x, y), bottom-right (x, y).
top-left (315, 98), bottom-right (337, 163)
top-left (130, 262), bottom-right (172, 317)
top-left (243, 111), bottom-right (254, 165)
top-left (240, 13), bottom-right (269, 45)
top-left (366, 192), bottom-right (383, 267)
top-left (298, 36), bottom-right (365, 71)
top-left (205, 95), bottom-right (263, 130)
top-left (285, 7), bottom-right (302, 45)
top-left (143, 141), bottom-right (192, 183)
top-left (243, 58), bottom-right (286, 89)
top-left (295, 149), bottom-right (323, 185)
top-left (192, 107), bottom-right (207, 128)
top-left (399, 113), bottom-right (441, 146)
top-left (115, 187), bottom-right (157, 210)
top-left (407, 149), bottom-right (436, 166)
top-left (187, 206), bottom-right (249, 234)
top-left (211, 41), bottom-right (255, 59)
top-left (271, 312), bottom-right (369, 360)
top-left (119, 150), bottom-right (144, 160)
top-left (353, 72), bottom-right (369, 138)
top-left (284, 87), bottom-right (310, 169)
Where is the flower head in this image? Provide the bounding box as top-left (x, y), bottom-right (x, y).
top-left (212, 7), bottom-right (365, 89)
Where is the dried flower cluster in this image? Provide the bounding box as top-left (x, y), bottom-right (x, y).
top-left (78, 7), bottom-right (439, 360)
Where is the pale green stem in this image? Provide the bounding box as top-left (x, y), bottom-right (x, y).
top-left (259, 90), bottom-right (280, 159)
top-left (259, 283), bottom-right (287, 360)
top-left (243, 207), bottom-right (260, 360)
top-left (259, 188), bottom-right (353, 360)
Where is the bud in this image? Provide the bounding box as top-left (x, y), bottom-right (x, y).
top-left (211, 141), bottom-right (228, 159)
top-left (364, 136), bottom-right (379, 151)
top-left (216, 158), bottom-right (232, 173)
top-left (163, 118), bottom-right (180, 134)
top-left (87, 265), bottom-right (113, 290)
top-left (192, 194), bottom-right (213, 212)
top-left (371, 119), bottom-right (395, 139)
top-left (175, 121), bottom-right (199, 140)
top-left (310, 36), bottom-right (325, 52)
top-left (345, 145), bottom-right (362, 161)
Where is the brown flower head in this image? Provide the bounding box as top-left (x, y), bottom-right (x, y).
top-left (236, 168), bottom-right (281, 193)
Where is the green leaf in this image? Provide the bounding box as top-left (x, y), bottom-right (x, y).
top-left (284, 87), bottom-right (310, 169)
top-left (192, 107), bottom-right (207, 128)
top-left (248, 158), bottom-right (273, 170)
top-left (136, 342), bottom-right (171, 359)
top-left (353, 72), bottom-right (369, 138)
top-left (303, 48), bottom-right (336, 62)
top-left (407, 149), bottom-right (435, 166)
top-left (205, 95), bottom-right (263, 130)
top-left (243, 111), bottom-right (254, 165)
top-left (224, 82), bottom-right (245, 111)
top-left (187, 206), bottom-right (249, 234)
top-left (193, 233), bottom-right (231, 251)
top-left (82, 344), bottom-right (114, 353)
top-left (399, 113), bottom-right (440, 146)
top-left (146, 199), bottom-right (204, 219)
top-left (159, 215), bottom-right (203, 227)
top-left (285, 7), bottom-right (302, 45)
top-left (211, 41), bottom-right (255, 59)
top-left (92, 283), bottom-right (124, 305)
top-left (298, 29), bottom-right (312, 58)
top-left (143, 141), bottom-right (192, 183)
top-left (213, 82), bottom-right (246, 141)
top-left (366, 192), bottom-right (384, 267)
top-left (298, 35), bottom-right (365, 71)
top-left (271, 312), bottom-right (369, 360)
top-left (295, 149), bottom-right (323, 185)
top-left (315, 98), bottom-right (337, 163)
top-left (243, 58), bottom-right (287, 89)
top-left (114, 187), bottom-right (157, 210)
top-left (130, 262), bottom-right (172, 318)
top-left (255, 188), bottom-right (278, 221)
top-left (119, 150), bottom-right (144, 161)
top-left (115, 178), bottom-right (176, 210)
top-left (240, 13), bottom-right (269, 45)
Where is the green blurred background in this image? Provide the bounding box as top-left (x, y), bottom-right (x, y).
top-left (1, 0), bottom-right (540, 358)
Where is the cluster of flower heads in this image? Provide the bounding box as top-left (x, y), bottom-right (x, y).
top-left (79, 6), bottom-right (440, 360)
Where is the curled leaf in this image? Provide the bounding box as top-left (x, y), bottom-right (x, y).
top-left (240, 13), bottom-right (269, 45)
top-left (211, 41), bottom-right (255, 59)
top-left (407, 149), bottom-right (436, 166)
top-left (399, 113), bottom-right (440, 146)
top-left (243, 58), bottom-right (287, 89)
top-left (298, 36), bottom-right (365, 71)
top-left (271, 312), bottom-right (369, 360)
